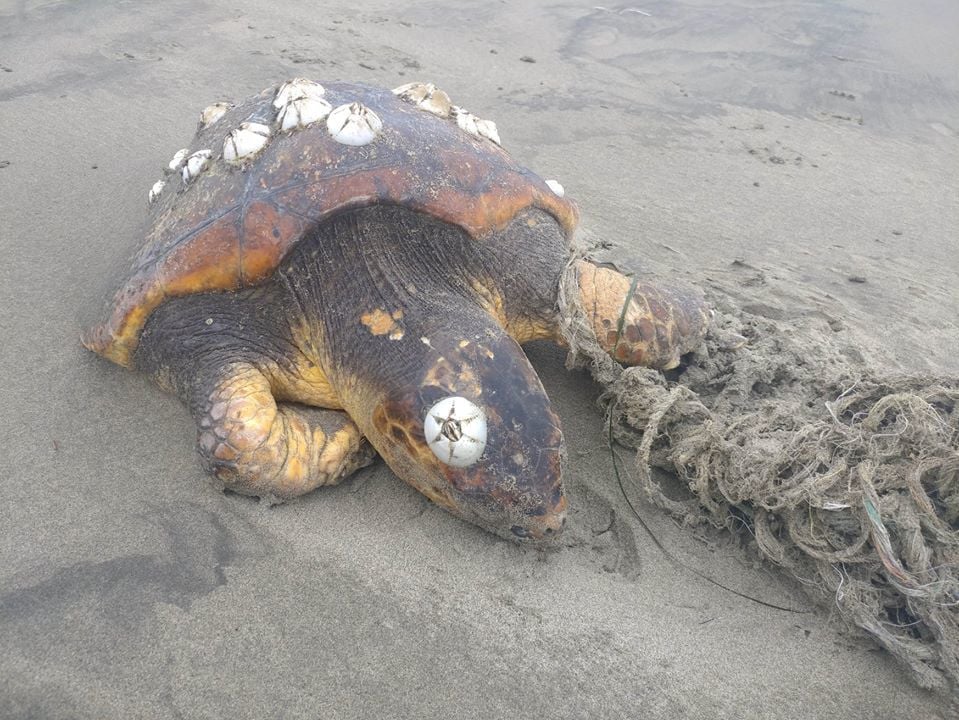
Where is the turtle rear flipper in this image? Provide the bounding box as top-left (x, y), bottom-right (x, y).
top-left (194, 362), bottom-right (374, 501)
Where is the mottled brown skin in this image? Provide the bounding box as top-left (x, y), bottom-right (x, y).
top-left (86, 80), bottom-right (709, 543)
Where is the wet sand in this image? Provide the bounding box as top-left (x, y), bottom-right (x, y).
top-left (1, 1), bottom-right (957, 718)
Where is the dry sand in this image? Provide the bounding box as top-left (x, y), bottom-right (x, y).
top-left (1, 1), bottom-right (957, 718)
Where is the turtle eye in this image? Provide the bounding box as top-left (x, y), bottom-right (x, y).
top-left (424, 396), bottom-right (487, 468)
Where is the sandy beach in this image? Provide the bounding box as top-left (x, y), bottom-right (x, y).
top-left (1, 1), bottom-right (957, 718)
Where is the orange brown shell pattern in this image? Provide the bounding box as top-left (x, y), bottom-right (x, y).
top-left (83, 81), bottom-right (579, 367)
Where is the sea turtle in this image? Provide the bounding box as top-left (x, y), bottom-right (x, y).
top-left (84, 79), bottom-right (709, 542)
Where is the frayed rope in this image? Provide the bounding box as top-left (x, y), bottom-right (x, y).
top-left (557, 254), bottom-right (959, 692)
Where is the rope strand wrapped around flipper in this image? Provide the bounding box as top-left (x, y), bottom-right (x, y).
top-left (557, 254), bottom-right (959, 692)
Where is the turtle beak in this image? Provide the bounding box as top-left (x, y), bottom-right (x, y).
top-left (444, 465), bottom-right (568, 545)
top-left (441, 404), bottom-right (568, 544)
top-left (506, 494), bottom-right (568, 543)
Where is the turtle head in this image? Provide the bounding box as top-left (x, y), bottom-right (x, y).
top-left (369, 324), bottom-right (568, 544)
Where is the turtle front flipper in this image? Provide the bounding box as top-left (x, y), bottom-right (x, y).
top-left (193, 362), bottom-right (374, 501)
top-left (569, 259), bottom-right (711, 370)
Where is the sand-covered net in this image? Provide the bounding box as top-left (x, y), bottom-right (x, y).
top-left (558, 258), bottom-right (959, 692)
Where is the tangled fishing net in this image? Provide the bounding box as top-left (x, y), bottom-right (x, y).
top-left (558, 258), bottom-right (959, 692)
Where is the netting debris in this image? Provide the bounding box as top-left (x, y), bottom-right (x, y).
top-left (558, 257), bottom-right (959, 692)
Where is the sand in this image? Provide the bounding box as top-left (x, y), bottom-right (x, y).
top-left (1, 1), bottom-right (957, 718)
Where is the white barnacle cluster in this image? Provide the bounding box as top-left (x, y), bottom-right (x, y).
top-left (273, 78), bottom-right (384, 147)
top-left (149, 147), bottom-right (186, 203)
top-left (148, 144), bottom-right (215, 202)
top-left (151, 77), bottom-right (385, 201)
top-left (452, 105), bottom-right (501, 145)
top-left (149, 100), bottom-right (233, 201)
top-left (165, 148), bottom-right (189, 175)
top-left (148, 179), bottom-right (166, 204)
top-left (223, 78), bottom-right (383, 156)
top-left (149, 76), bottom-right (519, 203)
top-left (199, 102), bottom-right (233, 129)
top-left (391, 80), bottom-right (568, 201)
top-left (222, 122), bottom-right (272, 164)
top-left (326, 101), bottom-right (383, 146)
top-left (155, 147), bottom-right (212, 192)
top-left (180, 149), bottom-right (212, 183)
top-left (392, 82), bottom-right (452, 118)
top-left (273, 77), bottom-right (333, 132)
top-left (424, 396), bottom-right (487, 468)
top-left (545, 179), bottom-right (565, 197)
top-left (392, 81), bottom-right (501, 146)
top-left (220, 78), bottom-right (334, 165)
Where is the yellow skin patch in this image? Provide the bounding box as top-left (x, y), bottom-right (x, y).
top-left (422, 355), bottom-right (482, 397)
top-left (468, 277), bottom-right (555, 344)
top-left (361, 308), bottom-right (405, 340)
top-left (268, 361), bottom-right (343, 408)
top-left (272, 317), bottom-right (344, 408)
